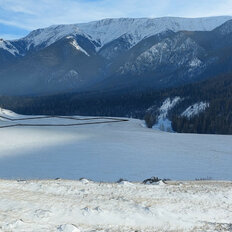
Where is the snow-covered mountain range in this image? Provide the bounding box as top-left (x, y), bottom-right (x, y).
top-left (1, 16), bottom-right (232, 95)
top-left (77, 16), bottom-right (232, 46)
top-left (2, 16), bottom-right (231, 56)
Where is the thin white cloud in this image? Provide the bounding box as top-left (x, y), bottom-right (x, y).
top-left (0, 19), bottom-right (34, 30)
top-left (169, 0), bottom-right (232, 18)
top-left (0, 0), bottom-right (231, 32)
top-left (0, 0), bottom-right (37, 15)
top-left (0, 33), bottom-right (22, 40)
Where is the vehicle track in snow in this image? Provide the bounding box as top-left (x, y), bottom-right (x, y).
top-left (0, 115), bottom-right (128, 128)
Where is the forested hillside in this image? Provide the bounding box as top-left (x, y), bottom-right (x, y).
top-left (0, 73), bottom-right (231, 134)
top-left (171, 74), bottom-right (232, 134)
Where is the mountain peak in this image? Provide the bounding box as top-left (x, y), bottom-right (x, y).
top-left (214, 19), bottom-right (232, 35)
top-left (21, 24), bottom-right (89, 52)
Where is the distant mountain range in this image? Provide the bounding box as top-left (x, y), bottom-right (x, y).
top-left (1, 16), bottom-right (232, 95)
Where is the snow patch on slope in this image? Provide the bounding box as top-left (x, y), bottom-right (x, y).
top-left (153, 97), bottom-right (181, 132)
top-left (0, 39), bottom-right (19, 55)
top-left (68, 37), bottom-right (89, 56)
top-left (0, 107), bottom-right (19, 119)
top-left (182, 102), bottom-right (209, 118)
top-left (189, 58), bottom-right (202, 67)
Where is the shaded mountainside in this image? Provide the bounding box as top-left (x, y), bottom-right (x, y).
top-left (0, 73), bottom-right (232, 134)
top-left (1, 17), bottom-right (232, 95)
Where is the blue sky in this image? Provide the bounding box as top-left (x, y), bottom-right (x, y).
top-left (0, 0), bottom-right (232, 40)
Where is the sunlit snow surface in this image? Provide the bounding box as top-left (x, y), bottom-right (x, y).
top-left (0, 179), bottom-right (231, 232)
top-left (0, 109), bottom-right (232, 181)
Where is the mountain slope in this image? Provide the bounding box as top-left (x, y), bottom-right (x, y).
top-left (94, 19), bottom-right (232, 92)
top-left (77, 16), bottom-right (232, 47)
top-left (1, 16), bottom-right (232, 96)
top-left (0, 39), bottom-right (19, 69)
top-left (12, 24), bottom-right (100, 54)
top-left (98, 32), bottom-right (208, 91)
top-left (0, 35), bottom-right (104, 95)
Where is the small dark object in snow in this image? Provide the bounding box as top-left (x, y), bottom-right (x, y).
top-left (55, 178), bottom-right (61, 180)
top-left (143, 176), bottom-right (161, 184)
top-left (195, 176), bottom-right (212, 181)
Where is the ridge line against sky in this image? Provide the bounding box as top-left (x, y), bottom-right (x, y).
top-left (0, 0), bottom-right (232, 39)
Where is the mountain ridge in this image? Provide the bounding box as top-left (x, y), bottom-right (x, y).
top-left (2, 16), bottom-right (232, 56)
top-left (1, 16), bottom-right (232, 96)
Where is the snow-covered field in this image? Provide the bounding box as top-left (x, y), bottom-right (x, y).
top-left (0, 109), bottom-right (232, 231)
top-left (0, 179), bottom-right (231, 232)
top-left (0, 108), bottom-right (232, 181)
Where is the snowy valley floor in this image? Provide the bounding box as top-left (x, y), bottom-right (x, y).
top-left (0, 108), bottom-right (232, 181)
top-left (0, 179), bottom-right (231, 232)
top-left (0, 109), bottom-right (232, 231)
